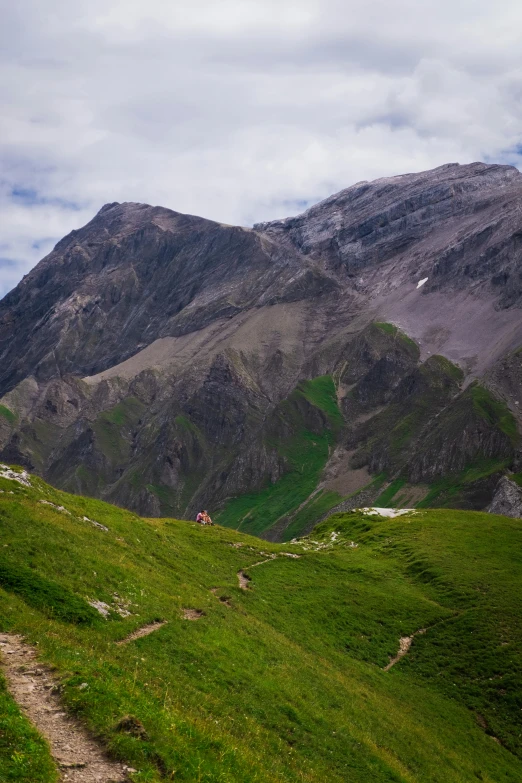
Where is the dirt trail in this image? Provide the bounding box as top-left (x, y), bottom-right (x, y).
top-left (115, 621), bottom-right (167, 645)
top-left (384, 628), bottom-right (426, 671)
top-left (237, 552), bottom-right (301, 589)
top-left (0, 633), bottom-right (128, 782)
top-left (237, 571), bottom-right (251, 589)
top-left (250, 558), bottom-right (275, 568)
top-left (237, 555), bottom-right (276, 588)
top-left (182, 609), bottom-right (204, 620)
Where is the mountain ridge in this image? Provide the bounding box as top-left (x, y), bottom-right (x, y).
top-left (1, 161), bottom-right (521, 535)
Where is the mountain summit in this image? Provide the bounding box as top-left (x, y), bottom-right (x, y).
top-left (1, 162), bottom-right (521, 537)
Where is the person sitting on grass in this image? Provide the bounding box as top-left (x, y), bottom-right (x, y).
top-left (196, 510), bottom-right (213, 525)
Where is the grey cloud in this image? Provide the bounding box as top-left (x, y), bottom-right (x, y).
top-left (1, 0), bottom-right (522, 297)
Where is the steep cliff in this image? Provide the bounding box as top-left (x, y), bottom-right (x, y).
top-left (1, 162), bottom-right (522, 537)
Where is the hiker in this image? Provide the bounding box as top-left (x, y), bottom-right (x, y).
top-left (196, 510), bottom-right (213, 525)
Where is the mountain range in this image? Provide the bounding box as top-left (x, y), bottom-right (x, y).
top-left (1, 161), bottom-right (521, 539)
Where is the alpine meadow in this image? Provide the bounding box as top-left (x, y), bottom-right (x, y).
top-left (0, 467), bottom-right (522, 782)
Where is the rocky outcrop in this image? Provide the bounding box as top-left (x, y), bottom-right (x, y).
top-left (1, 162), bottom-right (522, 530)
top-left (255, 162), bottom-right (522, 304)
top-left (487, 476), bottom-right (522, 518)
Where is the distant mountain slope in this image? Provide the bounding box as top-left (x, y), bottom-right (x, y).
top-left (0, 162), bottom-right (521, 532)
top-left (1, 467), bottom-right (522, 782)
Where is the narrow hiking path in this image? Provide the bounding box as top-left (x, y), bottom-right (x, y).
top-left (237, 552), bottom-right (301, 589)
top-left (115, 621), bottom-right (167, 645)
top-left (0, 633), bottom-right (128, 782)
top-left (384, 628), bottom-right (426, 671)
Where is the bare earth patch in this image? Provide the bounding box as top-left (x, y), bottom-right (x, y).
top-left (0, 633), bottom-right (127, 782)
top-left (210, 588), bottom-right (232, 607)
top-left (384, 628), bottom-right (426, 671)
top-left (237, 571), bottom-right (251, 590)
top-left (320, 448), bottom-right (371, 495)
top-left (182, 609), bottom-right (205, 620)
top-left (392, 483), bottom-right (430, 507)
top-left (115, 621), bottom-right (167, 645)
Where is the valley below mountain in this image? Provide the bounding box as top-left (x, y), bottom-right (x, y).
top-left (1, 161), bottom-right (522, 539)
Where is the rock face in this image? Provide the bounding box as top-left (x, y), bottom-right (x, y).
top-left (487, 476), bottom-right (522, 518)
top-left (0, 162), bottom-right (522, 537)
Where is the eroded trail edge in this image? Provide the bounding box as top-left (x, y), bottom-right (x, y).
top-left (384, 628), bottom-right (426, 671)
top-left (0, 633), bottom-right (128, 782)
top-left (116, 620), bottom-right (167, 645)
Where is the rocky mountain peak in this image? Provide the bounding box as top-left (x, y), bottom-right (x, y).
top-left (1, 161), bottom-right (522, 531)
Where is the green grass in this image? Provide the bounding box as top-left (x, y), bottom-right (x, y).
top-left (217, 430), bottom-right (334, 537)
top-left (0, 554), bottom-right (100, 625)
top-left (511, 472), bottom-right (522, 488)
top-left (218, 376), bottom-right (343, 536)
top-left (102, 397), bottom-right (144, 427)
top-left (374, 478), bottom-right (406, 507)
top-left (373, 323), bottom-right (419, 355)
top-left (0, 405), bottom-right (16, 425)
top-left (93, 397), bottom-right (145, 465)
top-left (350, 353), bottom-right (464, 477)
top-left (418, 458), bottom-right (511, 508)
top-left (0, 673), bottom-right (57, 782)
top-left (281, 489), bottom-right (343, 541)
top-left (174, 414), bottom-right (201, 435)
top-left (471, 385), bottom-right (519, 443)
top-left (431, 354), bottom-right (464, 382)
top-left (0, 472), bottom-right (522, 781)
top-left (296, 376), bottom-right (343, 430)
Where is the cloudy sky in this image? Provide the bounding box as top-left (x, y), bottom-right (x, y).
top-left (2, 0), bottom-right (522, 296)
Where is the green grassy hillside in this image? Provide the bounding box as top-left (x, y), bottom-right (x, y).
top-left (0, 468), bottom-right (521, 782)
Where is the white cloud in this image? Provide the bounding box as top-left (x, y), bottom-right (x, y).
top-left (2, 0), bottom-right (522, 295)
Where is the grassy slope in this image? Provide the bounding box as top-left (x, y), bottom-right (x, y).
top-left (217, 376), bottom-right (342, 537)
top-left (0, 405), bottom-right (16, 425)
top-left (0, 472), bottom-right (521, 781)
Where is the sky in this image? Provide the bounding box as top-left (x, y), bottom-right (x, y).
top-left (2, 0), bottom-right (522, 297)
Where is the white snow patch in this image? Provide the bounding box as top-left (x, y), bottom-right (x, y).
top-left (0, 465), bottom-right (31, 487)
top-left (360, 507), bottom-right (416, 518)
top-left (416, 277), bottom-right (428, 289)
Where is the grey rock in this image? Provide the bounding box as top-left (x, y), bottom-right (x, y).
top-left (487, 476), bottom-right (522, 518)
top-left (1, 162), bottom-right (522, 528)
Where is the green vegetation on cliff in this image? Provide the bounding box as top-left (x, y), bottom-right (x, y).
top-left (218, 376), bottom-right (342, 537)
top-left (0, 471), bottom-right (521, 782)
top-left (217, 429), bottom-right (334, 537)
top-left (297, 375), bottom-right (343, 430)
top-left (373, 322), bottom-right (419, 355)
top-left (93, 397), bottom-right (146, 467)
top-left (0, 404), bottom-right (16, 425)
top-left (470, 384), bottom-right (518, 442)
